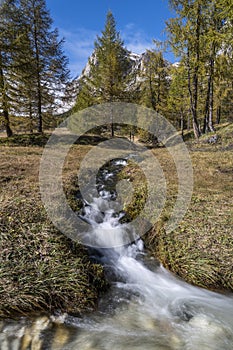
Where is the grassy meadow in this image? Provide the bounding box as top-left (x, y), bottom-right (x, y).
top-left (0, 123), bottom-right (232, 317)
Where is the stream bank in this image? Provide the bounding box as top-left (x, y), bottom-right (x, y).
top-left (0, 124), bottom-right (232, 319)
top-left (0, 144), bottom-right (108, 318)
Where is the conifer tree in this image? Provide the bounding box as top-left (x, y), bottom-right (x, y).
top-left (215, 53), bottom-right (233, 124)
top-left (214, 0), bottom-right (233, 124)
top-left (167, 0), bottom-right (204, 138)
top-left (139, 46), bottom-right (169, 114)
top-left (18, 0), bottom-right (70, 133)
top-left (0, 0), bottom-right (20, 136)
top-left (0, 0), bottom-right (69, 135)
top-left (91, 11), bottom-right (131, 104)
top-left (72, 77), bottom-right (95, 113)
top-left (75, 11), bottom-right (131, 136)
top-left (201, 2), bottom-right (228, 133)
top-left (167, 62), bottom-right (190, 136)
top-left (10, 18), bottom-right (38, 132)
top-left (167, 0), bottom-right (233, 137)
top-left (137, 46), bottom-right (169, 145)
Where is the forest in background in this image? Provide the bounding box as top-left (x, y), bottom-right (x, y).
top-left (0, 0), bottom-right (232, 139)
top-left (0, 0), bottom-right (233, 318)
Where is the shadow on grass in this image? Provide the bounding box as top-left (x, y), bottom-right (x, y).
top-left (0, 133), bottom-right (109, 147)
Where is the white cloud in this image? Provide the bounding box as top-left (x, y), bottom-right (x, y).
top-left (60, 28), bottom-right (97, 78)
top-left (121, 24), bottom-right (154, 54)
top-left (60, 24), bottom-right (156, 78)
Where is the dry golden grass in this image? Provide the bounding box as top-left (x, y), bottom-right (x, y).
top-left (106, 124), bottom-right (233, 291)
top-left (144, 124), bottom-right (233, 292)
top-left (0, 124), bottom-right (232, 319)
top-left (0, 141), bottom-right (108, 318)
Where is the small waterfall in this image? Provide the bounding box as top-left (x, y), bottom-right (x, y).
top-left (1, 157), bottom-right (233, 349)
top-left (70, 157), bottom-right (233, 349)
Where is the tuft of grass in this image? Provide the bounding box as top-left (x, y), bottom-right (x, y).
top-left (125, 124), bottom-right (233, 292)
top-left (121, 124), bottom-right (233, 291)
top-left (0, 123), bottom-right (232, 319)
top-left (0, 133), bottom-right (51, 147)
top-left (118, 161), bottom-right (148, 222)
top-left (186, 122), bottom-right (233, 152)
top-left (0, 143), bottom-right (108, 318)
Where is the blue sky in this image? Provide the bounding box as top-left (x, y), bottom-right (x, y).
top-left (46, 0), bottom-right (175, 78)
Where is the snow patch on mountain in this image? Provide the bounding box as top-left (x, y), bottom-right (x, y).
top-left (57, 50), bottom-right (174, 115)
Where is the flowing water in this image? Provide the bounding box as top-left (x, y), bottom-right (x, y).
top-left (1, 158), bottom-right (233, 349)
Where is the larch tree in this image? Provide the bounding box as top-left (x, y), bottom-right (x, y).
top-left (167, 0), bottom-right (205, 138)
top-left (0, 0), bottom-right (20, 137)
top-left (201, 1), bottom-right (228, 133)
top-left (214, 0), bottom-right (233, 124)
top-left (81, 11), bottom-right (131, 136)
top-left (19, 0), bottom-right (70, 133)
top-left (72, 77), bottom-right (95, 113)
top-left (10, 16), bottom-right (38, 132)
top-left (92, 11), bottom-right (131, 102)
top-left (167, 62), bottom-right (190, 137)
top-left (215, 53), bottom-right (233, 124)
top-left (137, 45), bottom-right (169, 145)
top-left (139, 46), bottom-right (169, 114)
top-left (167, 0), bottom-right (233, 137)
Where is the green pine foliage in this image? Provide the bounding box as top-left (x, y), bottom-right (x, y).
top-left (1, 1), bottom-right (232, 138)
top-left (139, 47), bottom-right (170, 114)
top-left (91, 11), bottom-right (132, 103)
top-left (19, 0), bottom-right (70, 133)
top-left (72, 77), bottom-right (96, 113)
top-left (0, 0), bottom-right (70, 135)
top-left (137, 46), bottom-right (170, 144)
top-left (167, 0), bottom-right (233, 138)
top-left (0, 0), bottom-right (20, 137)
top-left (167, 62), bottom-right (190, 136)
top-left (73, 11), bottom-right (133, 136)
top-left (73, 12), bottom-right (132, 107)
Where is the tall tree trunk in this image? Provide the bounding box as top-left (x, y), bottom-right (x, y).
top-left (29, 99), bottom-right (33, 133)
top-left (3, 109), bottom-right (13, 137)
top-left (33, 10), bottom-right (43, 133)
top-left (36, 68), bottom-right (42, 133)
top-left (208, 80), bottom-right (215, 131)
top-left (187, 47), bottom-right (201, 139)
top-left (187, 110), bottom-right (191, 130)
top-left (203, 43), bottom-right (215, 133)
top-left (203, 78), bottom-right (211, 133)
top-left (180, 110), bottom-right (184, 139)
top-left (192, 3), bottom-right (201, 138)
top-left (185, 4), bottom-right (202, 139)
top-left (0, 55), bottom-right (13, 137)
top-left (109, 101), bottom-right (114, 137)
top-left (216, 105), bottom-right (221, 124)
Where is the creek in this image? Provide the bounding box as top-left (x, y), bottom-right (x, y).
top-left (1, 157), bottom-right (233, 349)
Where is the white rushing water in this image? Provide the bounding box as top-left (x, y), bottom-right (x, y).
top-left (64, 194), bottom-right (233, 350)
top-left (1, 159), bottom-right (233, 349)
